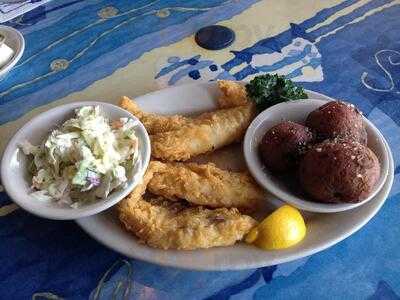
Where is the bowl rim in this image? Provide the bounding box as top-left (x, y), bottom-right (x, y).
top-left (243, 98), bottom-right (390, 213)
top-left (0, 101), bottom-right (151, 220)
top-left (0, 25), bottom-right (25, 75)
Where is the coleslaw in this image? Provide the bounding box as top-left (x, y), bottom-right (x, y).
top-left (20, 106), bottom-right (139, 208)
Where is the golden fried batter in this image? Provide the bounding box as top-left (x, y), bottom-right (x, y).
top-left (120, 81), bottom-right (250, 135)
top-left (118, 163), bottom-right (257, 250)
top-left (217, 80), bottom-right (249, 108)
top-left (119, 96), bottom-right (190, 134)
top-left (148, 161), bottom-right (265, 211)
top-left (119, 196), bottom-right (256, 250)
top-left (151, 104), bottom-right (256, 161)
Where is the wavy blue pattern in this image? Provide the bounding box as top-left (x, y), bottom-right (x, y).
top-left (205, 271), bottom-right (261, 300)
top-left (310, 0), bottom-right (393, 38)
top-left (301, 0), bottom-right (360, 28)
top-left (6, 1), bottom-right (92, 34)
top-left (252, 44), bottom-right (313, 72)
top-left (1, 0), bottom-right (400, 299)
top-left (0, 0), bottom-right (260, 125)
top-left (368, 281), bottom-right (400, 300)
top-left (169, 60), bottom-right (214, 85)
top-left (154, 0), bottom-right (400, 175)
top-left (0, 207), bottom-right (121, 298)
top-left (155, 55), bottom-right (201, 78)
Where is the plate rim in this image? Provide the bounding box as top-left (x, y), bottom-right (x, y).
top-left (76, 82), bottom-right (394, 270)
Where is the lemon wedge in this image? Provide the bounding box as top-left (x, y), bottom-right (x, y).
top-left (246, 205), bottom-right (306, 250)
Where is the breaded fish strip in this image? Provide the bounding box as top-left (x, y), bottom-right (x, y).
top-left (119, 196), bottom-right (256, 250)
top-left (118, 163), bottom-right (257, 250)
top-left (119, 96), bottom-right (191, 134)
top-left (151, 104), bottom-right (256, 161)
top-left (120, 84), bottom-right (248, 135)
top-left (148, 161), bottom-right (264, 211)
top-left (217, 80), bottom-right (249, 108)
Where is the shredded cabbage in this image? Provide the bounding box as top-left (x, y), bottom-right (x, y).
top-left (20, 106), bottom-right (139, 208)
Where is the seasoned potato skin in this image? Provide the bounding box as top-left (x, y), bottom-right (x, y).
top-left (306, 101), bottom-right (367, 144)
top-left (299, 140), bottom-right (380, 203)
top-left (259, 121), bottom-right (314, 173)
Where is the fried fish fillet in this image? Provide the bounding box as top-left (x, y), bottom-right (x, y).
top-left (119, 196), bottom-right (257, 250)
top-left (118, 163), bottom-right (257, 250)
top-left (217, 80), bottom-right (249, 108)
top-left (148, 161), bottom-right (265, 211)
top-left (120, 82), bottom-right (249, 135)
top-left (151, 104), bottom-right (256, 161)
top-left (119, 96), bottom-right (191, 134)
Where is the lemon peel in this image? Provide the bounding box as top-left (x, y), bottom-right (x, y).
top-left (246, 205), bottom-right (306, 250)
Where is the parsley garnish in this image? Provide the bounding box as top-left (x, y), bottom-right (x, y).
top-left (245, 74), bottom-right (308, 111)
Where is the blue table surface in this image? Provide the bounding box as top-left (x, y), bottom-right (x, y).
top-left (0, 0), bottom-right (399, 299)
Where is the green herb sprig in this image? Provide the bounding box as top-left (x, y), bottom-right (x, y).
top-left (245, 74), bottom-right (308, 111)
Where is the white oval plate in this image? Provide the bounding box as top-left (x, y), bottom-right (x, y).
top-left (76, 82), bottom-right (394, 270)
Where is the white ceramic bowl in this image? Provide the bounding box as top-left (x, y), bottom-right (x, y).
top-left (1, 102), bottom-right (151, 220)
top-left (244, 99), bottom-right (389, 213)
top-left (0, 25), bottom-right (25, 80)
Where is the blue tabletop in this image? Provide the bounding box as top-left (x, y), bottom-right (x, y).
top-left (0, 1), bottom-right (399, 299)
